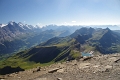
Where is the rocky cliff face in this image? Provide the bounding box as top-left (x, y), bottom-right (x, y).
top-left (70, 27), bottom-right (95, 38)
top-left (0, 22), bottom-right (40, 42)
top-left (91, 28), bottom-right (120, 54)
top-left (71, 27), bottom-right (120, 54)
top-left (0, 22), bottom-right (41, 54)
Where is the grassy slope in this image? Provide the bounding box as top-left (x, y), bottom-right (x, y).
top-left (0, 38), bottom-right (81, 70)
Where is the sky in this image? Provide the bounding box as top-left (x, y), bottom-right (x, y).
top-left (0, 0), bottom-right (120, 26)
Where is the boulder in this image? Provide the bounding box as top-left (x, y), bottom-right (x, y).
top-left (48, 68), bottom-right (60, 73)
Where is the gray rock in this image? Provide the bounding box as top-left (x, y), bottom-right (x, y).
top-left (57, 78), bottom-right (62, 80)
top-left (48, 68), bottom-right (60, 73)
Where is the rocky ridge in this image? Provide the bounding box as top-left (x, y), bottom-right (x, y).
top-left (0, 53), bottom-right (120, 80)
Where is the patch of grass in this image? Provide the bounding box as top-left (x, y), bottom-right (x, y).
top-left (0, 55), bottom-right (55, 70)
top-left (70, 50), bottom-right (81, 59)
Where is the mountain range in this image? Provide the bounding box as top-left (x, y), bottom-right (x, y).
top-left (0, 22), bottom-right (120, 75)
top-left (0, 22), bottom-right (74, 55)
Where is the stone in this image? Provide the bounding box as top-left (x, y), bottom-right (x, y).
top-left (114, 59), bottom-right (120, 63)
top-left (105, 65), bottom-right (112, 69)
top-left (33, 67), bottom-right (41, 73)
top-left (57, 78), bottom-right (62, 80)
top-left (83, 57), bottom-right (92, 61)
top-left (57, 69), bottom-right (64, 73)
top-left (35, 78), bottom-right (47, 80)
top-left (0, 79), bottom-right (5, 80)
top-left (105, 69), bottom-right (109, 72)
top-left (48, 68), bottom-right (60, 73)
top-left (36, 67), bottom-right (41, 71)
top-left (78, 63), bottom-right (91, 69)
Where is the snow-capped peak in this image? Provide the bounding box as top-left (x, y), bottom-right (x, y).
top-left (25, 24), bottom-right (31, 29)
top-left (8, 21), bottom-right (15, 25)
top-left (18, 22), bottom-right (26, 29)
top-left (18, 22), bottom-right (24, 26)
top-left (0, 24), bottom-right (7, 27)
top-left (35, 25), bottom-right (42, 28)
top-left (8, 21), bottom-right (13, 25)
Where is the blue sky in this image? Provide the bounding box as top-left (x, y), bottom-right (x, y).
top-left (0, 0), bottom-right (120, 26)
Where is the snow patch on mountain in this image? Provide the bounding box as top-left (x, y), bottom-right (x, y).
top-left (8, 21), bottom-right (15, 25)
top-left (0, 24), bottom-right (7, 27)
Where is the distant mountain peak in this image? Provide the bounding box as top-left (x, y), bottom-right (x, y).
top-left (106, 27), bottom-right (110, 30)
top-left (8, 21), bottom-right (16, 25)
top-left (18, 22), bottom-right (24, 27)
top-left (35, 25), bottom-right (42, 28)
top-left (0, 24), bottom-right (7, 27)
top-left (70, 27), bottom-right (95, 38)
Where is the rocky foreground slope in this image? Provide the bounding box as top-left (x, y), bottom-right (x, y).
top-left (0, 53), bottom-right (120, 80)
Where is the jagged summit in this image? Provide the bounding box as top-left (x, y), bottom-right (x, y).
top-left (8, 21), bottom-right (15, 25)
top-left (106, 27), bottom-right (110, 30)
top-left (70, 27), bottom-right (95, 38)
top-left (0, 21), bottom-right (40, 30)
top-left (0, 21), bottom-right (44, 54)
top-left (18, 22), bottom-right (24, 27)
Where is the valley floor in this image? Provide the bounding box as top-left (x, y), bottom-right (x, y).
top-left (0, 53), bottom-right (120, 80)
